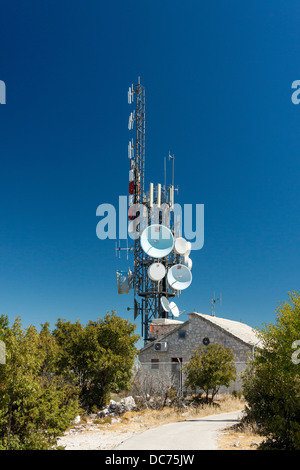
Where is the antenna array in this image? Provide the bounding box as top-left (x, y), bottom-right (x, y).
top-left (116, 78), bottom-right (193, 343)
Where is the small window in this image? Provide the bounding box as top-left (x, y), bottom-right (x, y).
top-left (203, 337), bottom-right (210, 346)
top-left (178, 330), bottom-right (186, 339)
top-left (151, 359), bottom-right (159, 370)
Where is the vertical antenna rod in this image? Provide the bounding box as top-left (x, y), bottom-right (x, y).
top-left (169, 152), bottom-right (175, 188)
top-left (210, 293), bottom-right (222, 316)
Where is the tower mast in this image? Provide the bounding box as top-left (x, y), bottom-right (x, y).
top-left (118, 78), bottom-right (192, 344)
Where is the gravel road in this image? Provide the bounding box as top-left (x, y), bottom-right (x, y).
top-left (116, 410), bottom-right (244, 450)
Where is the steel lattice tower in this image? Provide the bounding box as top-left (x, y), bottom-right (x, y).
top-left (129, 79), bottom-right (180, 343)
top-left (117, 78), bottom-right (184, 344)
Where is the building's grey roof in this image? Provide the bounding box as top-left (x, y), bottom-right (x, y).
top-left (190, 312), bottom-right (262, 347)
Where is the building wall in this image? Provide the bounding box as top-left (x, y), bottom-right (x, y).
top-left (138, 313), bottom-right (255, 393)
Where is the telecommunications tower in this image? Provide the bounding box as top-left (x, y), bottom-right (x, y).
top-left (117, 78), bottom-right (193, 343)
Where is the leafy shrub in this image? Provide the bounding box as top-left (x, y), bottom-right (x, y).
top-left (242, 291), bottom-right (300, 450)
top-left (0, 317), bottom-right (80, 450)
top-left (184, 343), bottom-right (236, 403)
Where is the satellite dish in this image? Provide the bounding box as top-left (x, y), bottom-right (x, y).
top-left (117, 269), bottom-right (132, 294)
top-left (182, 255), bottom-right (192, 270)
top-left (160, 296), bottom-right (170, 312)
top-left (148, 263), bottom-right (166, 281)
top-left (169, 301), bottom-right (180, 317)
top-left (185, 241), bottom-right (191, 256)
top-left (167, 264), bottom-right (192, 291)
top-left (174, 237), bottom-right (189, 255)
top-left (140, 224), bottom-right (174, 258)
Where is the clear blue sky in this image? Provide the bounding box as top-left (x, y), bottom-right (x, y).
top-left (1, 1), bottom-right (300, 344)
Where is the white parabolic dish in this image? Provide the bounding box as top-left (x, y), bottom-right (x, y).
top-left (160, 296), bottom-right (170, 312)
top-left (169, 301), bottom-right (179, 317)
top-left (174, 237), bottom-right (189, 255)
top-left (140, 224), bottom-right (174, 258)
top-left (182, 255), bottom-right (192, 270)
top-left (167, 264), bottom-right (192, 290)
top-left (148, 263), bottom-right (166, 281)
top-left (185, 241), bottom-right (192, 256)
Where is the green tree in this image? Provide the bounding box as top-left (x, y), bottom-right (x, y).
top-left (53, 312), bottom-right (140, 410)
top-left (184, 343), bottom-right (236, 402)
top-left (0, 316), bottom-right (80, 450)
top-left (242, 291), bottom-right (300, 450)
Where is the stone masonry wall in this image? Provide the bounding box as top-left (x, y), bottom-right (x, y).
top-left (138, 313), bottom-right (255, 392)
top-left (140, 313), bottom-right (254, 364)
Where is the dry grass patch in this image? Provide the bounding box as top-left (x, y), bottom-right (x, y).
top-left (217, 419), bottom-right (264, 450)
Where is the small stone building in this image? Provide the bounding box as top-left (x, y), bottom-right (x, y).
top-left (138, 312), bottom-right (262, 393)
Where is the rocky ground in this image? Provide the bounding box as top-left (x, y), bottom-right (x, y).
top-left (58, 396), bottom-right (150, 450)
top-left (58, 429), bottom-right (136, 450)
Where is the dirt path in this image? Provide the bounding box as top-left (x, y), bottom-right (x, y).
top-left (116, 410), bottom-right (244, 450)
